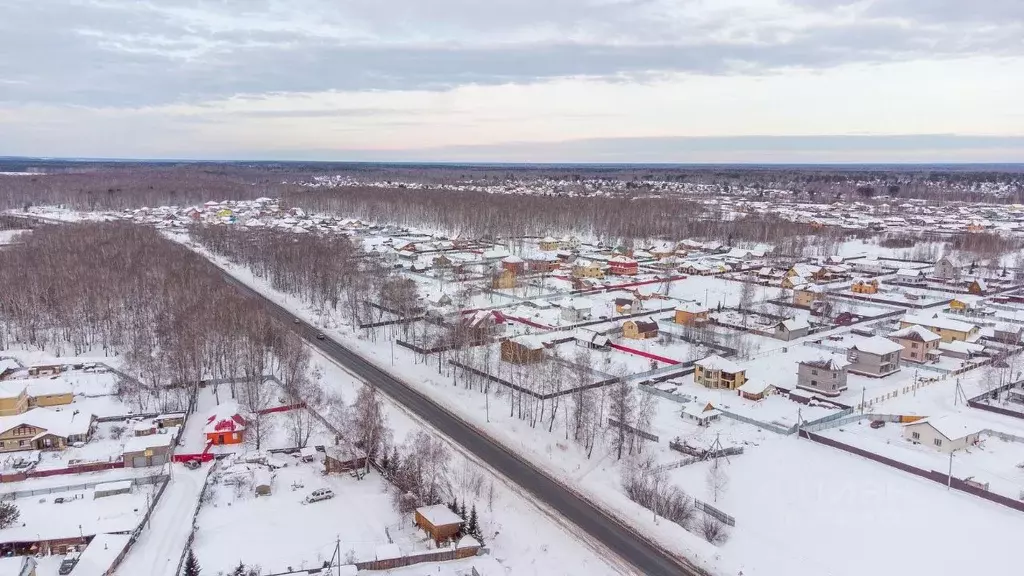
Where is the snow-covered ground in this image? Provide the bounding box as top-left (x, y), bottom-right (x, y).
top-left (187, 233), bottom-right (1024, 576)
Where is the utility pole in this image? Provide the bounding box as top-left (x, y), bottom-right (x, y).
top-left (947, 452), bottom-right (954, 491)
top-left (861, 387), bottom-right (866, 414)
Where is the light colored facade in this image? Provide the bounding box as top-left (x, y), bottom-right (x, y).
top-left (900, 315), bottom-right (979, 343)
top-left (903, 416), bottom-right (982, 453)
top-left (796, 357), bottom-right (849, 397)
top-left (693, 355), bottom-right (746, 390)
top-left (846, 336), bottom-right (902, 377)
top-left (887, 325), bottom-right (941, 363)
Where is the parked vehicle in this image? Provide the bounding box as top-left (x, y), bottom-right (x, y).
top-left (316, 333), bottom-right (326, 340)
top-left (53, 497), bottom-right (66, 504)
top-left (294, 318), bottom-right (301, 324)
top-left (184, 459), bottom-right (201, 470)
top-left (303, 488), bottom-right (334, 504)
top-left (58, 551), bottom-right (80, 574)
top-left (870, 420), bottom-right (886, 429)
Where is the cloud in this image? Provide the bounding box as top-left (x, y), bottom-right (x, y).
top-left (0, 0), bottom-right (1021, 108)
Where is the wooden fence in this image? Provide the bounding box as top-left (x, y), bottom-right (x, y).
top-left (607, 418), bottom-right (659, 442)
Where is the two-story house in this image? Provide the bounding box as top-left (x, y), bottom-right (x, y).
top-left (887, 325), bottom-right (941, 363)
top-left (693, 355), bottom-right (746, 390)
top-left (847, 336), bottom-right (903, 377)
top-left (796, 356), bottom-right (850, 397)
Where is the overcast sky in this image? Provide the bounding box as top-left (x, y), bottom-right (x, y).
top-left (1, 0), bottom-right (1022, 162)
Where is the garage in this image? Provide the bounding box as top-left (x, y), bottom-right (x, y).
top-left (122, 433), bottom-right (175, 468)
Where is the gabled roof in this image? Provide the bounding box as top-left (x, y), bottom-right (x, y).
top-left (0, 407), bottom-right (93, 439)
top-left (416, 504), bottom-right (464, 527)
top-left (737, 379), bottom-right (773, 395)
top-left (850, 335), bottom-right (904, 356)
top-left (628, 319), bottom-right (659, 333)
top-left (675, 301), bottom-right (708, 314)
top-left (778, 318), bottom-right (810, 332)
top-left (903, 314), bottom-right (977, 333)
top-left (695, 354), bottom-right (744, 374)
top-left (904, 414), bottom-right (983, 442)
top-left (205, 402), bottom-right (246, 434)
top-left (888, 324), bottom-right (941, 343)
top-left (896, 268), bottom-right (924, 277)
top-left (800, 355), bottom-right (850, 371)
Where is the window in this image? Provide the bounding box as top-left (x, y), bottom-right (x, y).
top-left (832, 372), bottom-right (838, 379)
top-left (18, 440), bottom-right (26, 447)
top-left (811, 380), bottom-right (818, 386)
top-left (910, 352), bottom-right (918, 359)
top-left (831, 384), bottom-right (837, 390)
top-left (912, 432), bottom-right (920, 440)
top-left (911, 342), bottom-right (919, 349)
top-left (934, 438), bottom-right (943, 447)
top-left (811, 369), bottom-right (819, 376)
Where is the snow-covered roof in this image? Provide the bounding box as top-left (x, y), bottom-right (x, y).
top-left (903, 314), bottom-right (977, 333)
top-left (205, 402), bottom-right (246, 434)
top-left (0, 381), bottom-right (25, 399)
top-left (695, 354), bottom-right (744, 374)
top-left (24, 378), bottom-right (72, 397)
top-left (938, 340), bottom-right (985, 355)
top-left (951, 295), bottom-right (985, 306)
top-left (0, 407), bottom-right (93, 439)
top-left (801, 355), bottom-right (850, 371)
top-left (905, 414), bottom-right (984, 442)
top-left (888, 325), bottom-right (941, 343)
top-left (675, 301), bottom-right (708, 313)
top-left (850, 336), bottom-right (904, 356)
top-left (737, 380), bottom-right (773, 395)
top-left (123, 432), bottom-right (174, 453)
top-left (416, 504), bottom-right (464, 527)
top-left (502, 255), bottom-right (524, 264)
top-left (457, 535), bottom-right (481, 549)
top-left (609, 255), bottom-right (637, 264)
top-left (778, 318), bottom-right (810, 331)
top-left (896, 268), bottom-right (924, 277)
top-left (682, 402), bottom-right (721, 419)
top-left (0, 557), bottom-right (35, 576)
top-left (71, 533), bottom-right (132, 576)
top-left (508, 335), bottom-right (547, 351)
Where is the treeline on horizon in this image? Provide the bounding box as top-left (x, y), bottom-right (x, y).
top-left (0, 162), bottom-right (1022, 215)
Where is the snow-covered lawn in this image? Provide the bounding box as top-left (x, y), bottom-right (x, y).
top-left (668, 435), bottom-right (1024, 576)
top-left (819, 419), bottom-right (1024, 501)
top-left (193, 462), bottom-right (416, 574)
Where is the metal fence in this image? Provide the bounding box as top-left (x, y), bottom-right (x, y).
top-left (0, 472), bottom-right (167, 499)
top-left (694, 499), bottom-right (736, 527)
top-left (607, 418), bottom-right (659, 442)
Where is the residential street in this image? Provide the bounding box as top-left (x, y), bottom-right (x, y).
top-left (221, 273), bottom-right (703, 576)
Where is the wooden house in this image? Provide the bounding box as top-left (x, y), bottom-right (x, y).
top-left (500, 336), bottom-right (546, 364)
top-left (622, 319), bottom-right (659, 340)
top-left (491, 268), bottom-right (517, 290)
top-left (571, 260), bottom-right (604, 279)
top-left (968, 278), bottom-right (988, 295)
top-left (673, 302), bottom-right (709, 325)
top-left (501, 255), bottom-right (526, 275)
top-left (324, 445), bottom-right (368, 474)
top-left (851, 278), bottom-right (879, 294)
top-left (538, 236), bottom-right (560, 251)
top-left (414, 505), bottom-right (464, 545)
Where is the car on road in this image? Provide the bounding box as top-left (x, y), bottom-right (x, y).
top-left (870, 420), bottom-right (886, 429)
top-left (294, 318), bottom-right (300, 324)
top-left (303, 488), bottom-right (334, 504)
top-left (316, 333), bottom-right (325, 340)
top-left (184, 459), bottom-right (202, 470)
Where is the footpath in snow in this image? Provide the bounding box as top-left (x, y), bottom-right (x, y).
top-left (115, 463), bottom-right (211, 576)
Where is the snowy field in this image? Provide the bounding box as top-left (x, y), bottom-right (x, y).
top-left (669, 435), bottom-right (1024, 576)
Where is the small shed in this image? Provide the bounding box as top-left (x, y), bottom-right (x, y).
top-left (324, 445), bottom-right (367, 474)
top-left (123, 432), bottom-right (174, 468)
top-left (154, 413), bottom-right (185, 429)
top-left (93, 480), bottom-right (132, 499)
top-left (253, 468), bottom-right (273, 496)
top-left (737, 380), bottom-right (775, 401)
top-left (681, 402), bottom-right (721, 427)
top-left (414, 505), bottom-right (464, 545)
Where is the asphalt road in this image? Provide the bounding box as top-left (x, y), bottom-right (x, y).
top-left (223, 274), bottom-right (703, 576)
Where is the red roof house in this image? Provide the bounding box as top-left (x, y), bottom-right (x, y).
top-left (205, 402), bottom-right (246, 445)
top-left (608, 256), bottom-right (639, 276)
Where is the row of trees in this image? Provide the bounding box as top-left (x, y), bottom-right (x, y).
top-left (0, 222), bottom-right (309, 416)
